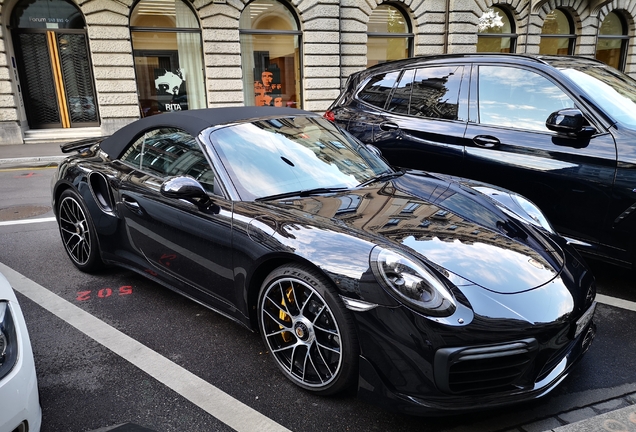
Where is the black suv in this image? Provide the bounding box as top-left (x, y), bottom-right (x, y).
top-left (325, 54), bottom-right (636, 268)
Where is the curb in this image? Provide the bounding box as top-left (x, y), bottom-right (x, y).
top-left (0, 156), bottom-right (65, 169)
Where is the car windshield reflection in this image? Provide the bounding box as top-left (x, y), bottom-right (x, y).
top-left (210, 116), bottom-right (392, 200)
top-left (561, 66), bottom-right (636, 128)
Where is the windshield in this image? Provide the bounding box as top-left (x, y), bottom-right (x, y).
top-left (560, 65), bottom-right (636, 128)
top-left (209, 116), bottom-right (392, 200)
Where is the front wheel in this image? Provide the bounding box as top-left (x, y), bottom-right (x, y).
top-left (257, 264), bottom-right (359, 395)
top-left (57, 189), bottom-right (104, 272)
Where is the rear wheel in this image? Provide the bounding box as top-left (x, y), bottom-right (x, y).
top-left (57, 189), bottom-right (103, 272)
top-left (257, 264), bottom-right (358, 395)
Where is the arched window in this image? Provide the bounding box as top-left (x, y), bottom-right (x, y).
top-left (476, 6), bottom-right (516, 53)
top-left (539, 9), bottom-right (576, 55)
top-left (596, 12), bottom-right (629, 71)
top-left (130, 0), bottom-right (206, 116)
top-left (10, 0), bottom-right (99, 129)
top-left (367, 4), bottom-right (412, 67)
top-left (240, 0), bottom-right (302, 108)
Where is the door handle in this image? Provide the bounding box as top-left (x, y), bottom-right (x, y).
top-left (379, 122), bottom-right (400, 132)
top-left (473, 135), bottom-right (500, 148)
top-left (122, 195), bottom-right (144, 216)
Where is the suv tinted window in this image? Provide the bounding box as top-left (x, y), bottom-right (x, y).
top-left (358, 71), bottom-right (400, 109)
top-left (387, 69), bottom-right (415, 114)
top-left (478, 65), bottom-right (574, 131)
top-left (410, 66), bottom-right (463, 120)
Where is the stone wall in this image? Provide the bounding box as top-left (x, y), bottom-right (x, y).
top-left (1, 0), bottom-right (636, 144)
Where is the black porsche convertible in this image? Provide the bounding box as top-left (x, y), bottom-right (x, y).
top-left (51, 107), bottom-right (596, 414)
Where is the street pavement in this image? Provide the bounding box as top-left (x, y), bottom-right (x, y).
top-left (1, 140), bottom-right (635, 432)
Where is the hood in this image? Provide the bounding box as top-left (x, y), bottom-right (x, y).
top-left (261, 171), bottom-right (564, 294)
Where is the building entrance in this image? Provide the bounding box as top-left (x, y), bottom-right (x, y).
top-left (11, 0), bottom-right (99, 129)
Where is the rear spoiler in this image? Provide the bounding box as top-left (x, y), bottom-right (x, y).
top-left (60, 136), bottom-right (110, 154)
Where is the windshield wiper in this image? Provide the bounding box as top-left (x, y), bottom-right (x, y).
top-left (357, 170), bottom-right (403, 187)
top-left (256, 187), bottom-right (349, 202)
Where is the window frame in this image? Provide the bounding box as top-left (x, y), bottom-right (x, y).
top-left (476, 6), bottom-right (517, 53)
top-left (596, 11), bottom-right (629, 72)
top-left (129, 0), bottom-right (206, 116)
top-left (239, 0), bottom-right (303, 108)
top-left (366, 3), bottom-right (414, 67)
top-left (539, 9), bottom-right (577, 55)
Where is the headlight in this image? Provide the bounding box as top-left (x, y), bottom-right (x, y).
top-left (370, 247), bottom-right (456, 317)
top-left (0, 301), bottom-right (18, 380)
top-left (473, 186), bottom-right (554, 233)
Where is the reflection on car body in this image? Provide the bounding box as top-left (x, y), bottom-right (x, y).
top-left (326, 54), bottom-right (636, 268)
top-left (52, 107), bottom-right (595, 414)
top-left (0, 271), bottom-right (42, 432)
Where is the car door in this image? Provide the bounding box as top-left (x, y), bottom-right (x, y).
top-left (463, 63), bottom-right (618, 246)
top-left (116, 127), bottom-right (237, 315)
top-left (356, 65), bottom-right (470, 174)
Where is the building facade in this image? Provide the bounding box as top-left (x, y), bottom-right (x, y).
top-left (0, 0), bottom-right (634, 145)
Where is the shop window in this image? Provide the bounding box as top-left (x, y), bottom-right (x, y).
top-left (596, 12), bottom-right (628, 71)
top-left (240, 0), bottom-right (302, 108)
top-left (477, 6), bottom-right (516, 53)
top-left (367, 4), bottom-right (413, 67)
top-left (131, 0), bottom-right (206, 117)
top-left (539, 9), bottom-right (576, 55)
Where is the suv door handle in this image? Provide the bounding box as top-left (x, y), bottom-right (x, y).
top-left (473, 135), bottom-right (500, 148)
top-left (379, 122), bottom-right (399, 131)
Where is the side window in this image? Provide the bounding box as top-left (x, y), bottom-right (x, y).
top-left (120, 128), bottom-right (216, 193)
top-left (477, 65), bottom-right (574, 131)
top-left (358, 71), bottom-right (400, 109)
top-left (410, 66), bottom-right (463, 120)
top-left (387, 69), bottom-right (415, 114)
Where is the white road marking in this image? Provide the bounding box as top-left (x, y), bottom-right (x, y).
top-left (0, 262), bottom-right (292, 432)
top-left (0, 217), bottom-right (56, 226)
top-left (596, 294), bottom-right (636, 312)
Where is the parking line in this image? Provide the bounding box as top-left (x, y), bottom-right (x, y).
top-left (0, 262), bottom-right (292, 432)
top-left (596, 294), bottom-right (636, 312)
top-left (0, 217), bottom-right (56, 226)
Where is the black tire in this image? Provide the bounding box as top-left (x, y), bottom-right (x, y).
top-left (57, 189), bottom-right (104, 272)
top-left (257, 263), bottom-right (359, 395)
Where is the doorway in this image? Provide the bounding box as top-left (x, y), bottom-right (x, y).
top-left (11, 0), bottom-right (99, 129)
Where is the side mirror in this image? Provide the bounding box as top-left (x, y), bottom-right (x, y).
top-left (161, 176), bottom-right (208, 201)
top-left (546, 109), bottom-right (596, 138)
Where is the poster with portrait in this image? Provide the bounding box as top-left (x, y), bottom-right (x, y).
top-left (154, 68), bottom-right (188, 112)
top-left (254, 65), bottom-right (283, 107)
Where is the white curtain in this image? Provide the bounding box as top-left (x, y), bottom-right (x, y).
top-left (176, 0), bottom-right (206, 110)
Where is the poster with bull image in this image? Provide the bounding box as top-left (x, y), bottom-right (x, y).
top-left (155, 69), bottom-right (188, 112)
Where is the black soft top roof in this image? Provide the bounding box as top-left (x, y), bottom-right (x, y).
top-left (100, 106), bottom-right (314, 159)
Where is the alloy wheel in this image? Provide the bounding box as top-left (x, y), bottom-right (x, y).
top-left (59, 196), bottom-right (93, 266)
top-left (260, 276), bottom-right (343, 389)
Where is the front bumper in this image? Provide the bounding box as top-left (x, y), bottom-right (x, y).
top-left (356, 316), bottom-right (596, 415)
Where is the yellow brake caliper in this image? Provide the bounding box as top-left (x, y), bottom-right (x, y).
top-left (279, 285), bottom-right (295, 342)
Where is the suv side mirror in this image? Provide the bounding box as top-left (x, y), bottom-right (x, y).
top-left (546, 108), bottom-right (596, 138)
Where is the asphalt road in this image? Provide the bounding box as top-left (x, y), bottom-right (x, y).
top-left (1, 167), bottom-right (635, 432)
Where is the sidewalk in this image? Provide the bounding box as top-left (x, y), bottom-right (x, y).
top-left (1, 141), bottom-right (636, 432)
top-left (0, 142), bottom-right (67, 168)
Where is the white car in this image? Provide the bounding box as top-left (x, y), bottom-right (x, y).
top-left (0, 271), bottom-right (41, 432)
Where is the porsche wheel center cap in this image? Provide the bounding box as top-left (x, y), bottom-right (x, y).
top-left (294, 321), bottom-right (312, 342)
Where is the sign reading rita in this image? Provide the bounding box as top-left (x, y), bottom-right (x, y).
top-left (155, 69), bottom-right (188, 112)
